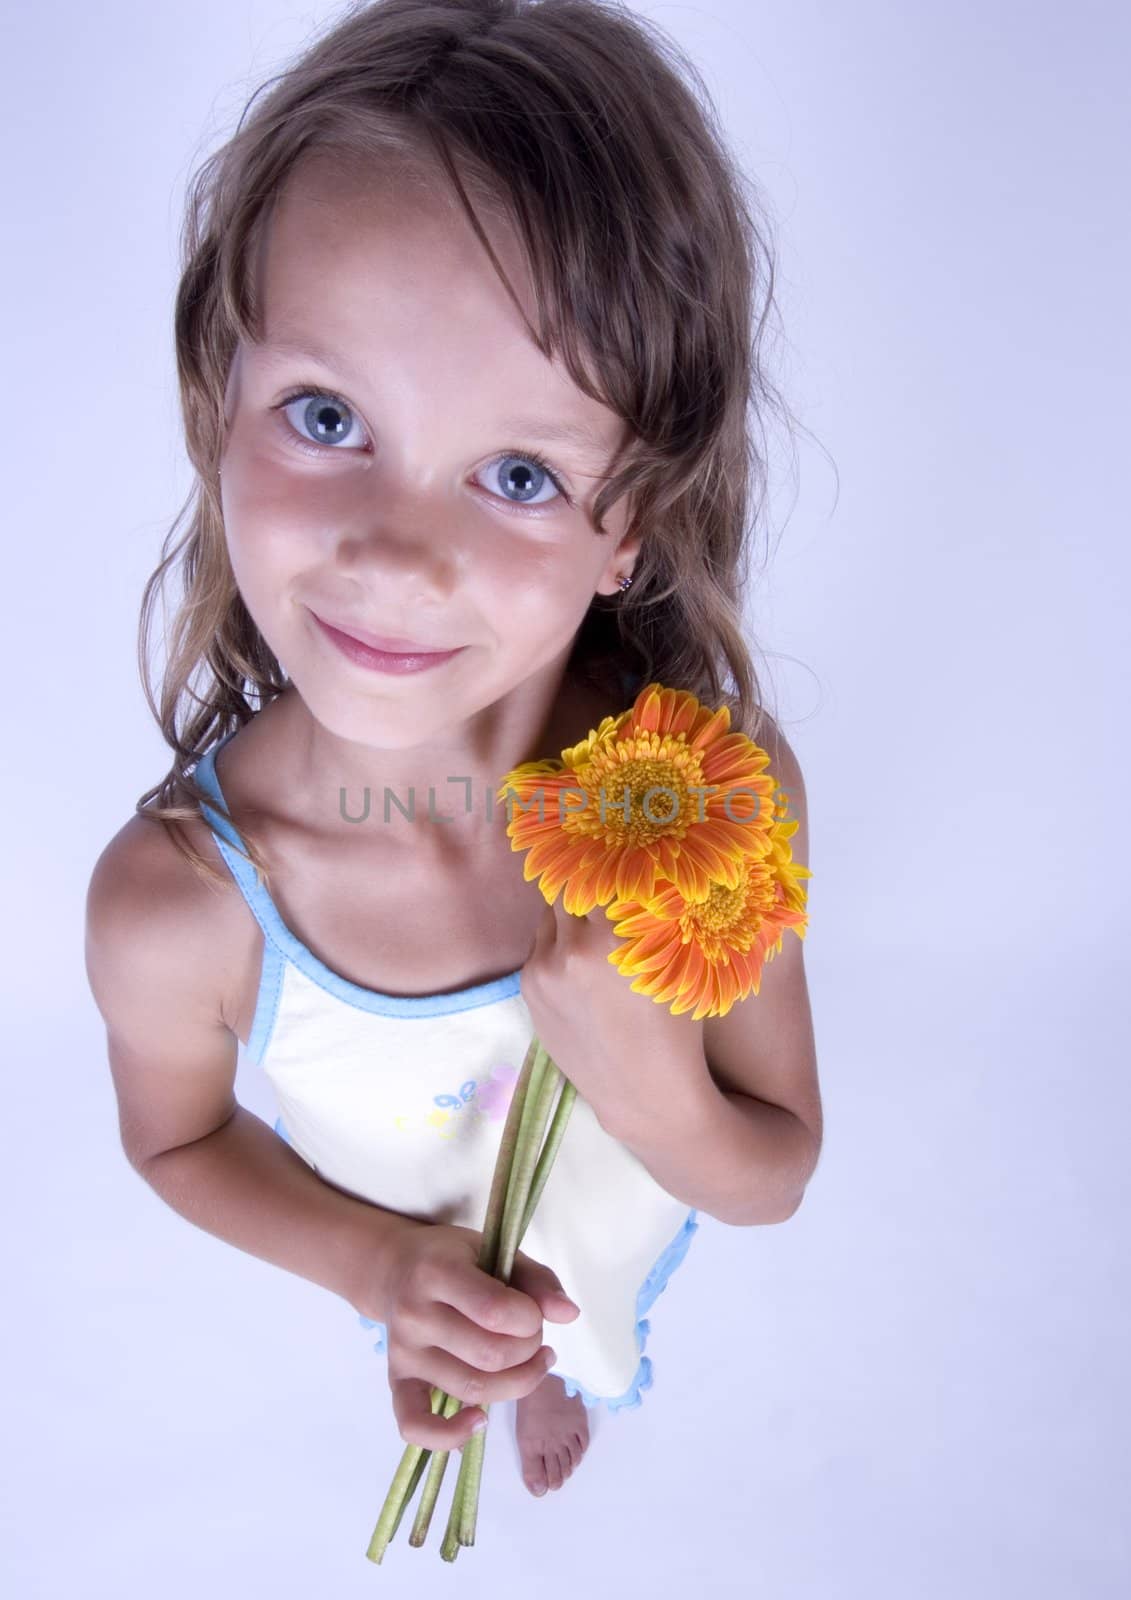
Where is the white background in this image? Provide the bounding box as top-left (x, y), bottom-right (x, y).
top-left (2, 1), bottom-right (1128, 1594)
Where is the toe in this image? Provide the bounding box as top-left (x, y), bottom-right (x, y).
top-left (525, 1467), bottom-right (549, 1497)
top-left (545, 1452), bottom-right (563, 1490)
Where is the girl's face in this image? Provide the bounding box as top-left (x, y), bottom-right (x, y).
top-left (219, 151), bottom-right (640, 750)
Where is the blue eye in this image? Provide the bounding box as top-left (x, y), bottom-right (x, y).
top-left (278, 388), bottom-right (365, 452)
top-left (271, 387), bottom-right (572, 510)
top-left (477, 452), bottom-right (567, 508)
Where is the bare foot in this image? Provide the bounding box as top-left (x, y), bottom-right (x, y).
top-left (514, 1371), bottom-right (591, 1496)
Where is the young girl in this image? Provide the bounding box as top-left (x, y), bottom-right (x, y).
top-left (85, 0), bottom-right (822, 1503)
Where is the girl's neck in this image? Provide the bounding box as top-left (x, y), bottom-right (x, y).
top-left (235, 668), bottom-right (611, 863)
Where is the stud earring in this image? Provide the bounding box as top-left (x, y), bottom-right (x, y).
top-left (616, 573), bottom-right (634, 592)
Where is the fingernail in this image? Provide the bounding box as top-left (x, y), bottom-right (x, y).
top-left (544, 1347), bottom-right (557, 1365)
top-left (471, 1416), bottom-right (488, 1434)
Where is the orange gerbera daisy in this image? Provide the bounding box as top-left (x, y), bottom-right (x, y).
top-left (496, 683), bottom-right (779, 914)
top-left (604, 802), bottom-right (812, 1020)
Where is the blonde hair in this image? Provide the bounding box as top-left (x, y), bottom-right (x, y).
top-left (137, 0), bottom-right (811, 883)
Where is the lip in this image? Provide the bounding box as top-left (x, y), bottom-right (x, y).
top-left (309, 610), bottom-right (466, 675)
top-left (312, 612), bottom-right (455, 653)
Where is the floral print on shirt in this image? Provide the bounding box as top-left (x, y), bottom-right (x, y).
top-left (391, 1060), bottom-right (520, 1139)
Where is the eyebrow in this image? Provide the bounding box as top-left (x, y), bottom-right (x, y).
top-left (496, 418), bottom-right (609, 454)
top-left (255, 338), bottom-right (611, 459)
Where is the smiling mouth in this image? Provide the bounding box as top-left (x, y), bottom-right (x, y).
top-left (308, 609), bottom-right (467, 675)
top-left (310, 611), bottom-right (460, 654)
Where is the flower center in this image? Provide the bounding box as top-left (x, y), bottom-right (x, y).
top-left (677, 859), bottom-right (779, 957)
top-left (568, 735), bottom-right (704, 844)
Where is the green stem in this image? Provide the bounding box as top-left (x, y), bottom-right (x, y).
top-left (439, 1423), bottom-right (488, 1559)
top-left (365, 1385), bottom-right (446, 1563)
top-left (446, 1040), bottom-right (567, 1549)
top-left (497, 1042), bottom-right (562, 1280)
top-left (408, 1391), bottom-right (462, 1546)
top-left (479, 1034), bottom-right (545, 1278)
top-left (521, 1077), bottom-right (577, 1239)
top-left (367, 1035), bottom-right (553, 1561)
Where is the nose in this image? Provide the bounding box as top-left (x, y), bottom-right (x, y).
top-left (332, 477), bottom-right (459, 599)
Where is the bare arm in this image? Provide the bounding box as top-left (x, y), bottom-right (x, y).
top-left (137, 1103), bottom-right (425, 1321)
top-left (608, 1068), bottom-right (817, 1226)
top-left (604, 721), bottom-right (822, 1226)
top-left (84, 813), bottom-right (425, 1324)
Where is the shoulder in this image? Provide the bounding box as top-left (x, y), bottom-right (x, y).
top-left (86, 782), bottom-right (229, 931)
top-left (699, 706), bottom-right (821, 1185)
top-left (84, 795), bottom-right (246, 1037)
top-left (749, 708), bottom-right (809, 869)
top-left (85, 797), bottom-right (257, 1168)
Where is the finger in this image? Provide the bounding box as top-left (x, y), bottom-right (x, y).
top-left (391, 1376), bottom-right (488, 1452)
top-left (429, 1260), bottom-right (546, 1340)
top-left (550, 893), bottom-right (580, 937)
top-left (552, 894), bottom-right (611, 947)
top-left (400, 1298), bottom-right (545, 1373)
top-left (511, 1252), bottom-right (582, 1323)
top-left (536, 898), bottom-right (559, 950)
top-left (398, 1339), bottom-right (557, 1427)
top-left (522, 900), bottom-right (554, 968)
top-left (570, 900), bottom-right (616, 941)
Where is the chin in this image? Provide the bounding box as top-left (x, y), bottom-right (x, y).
top-left (294, 668), bottom-right (463, 750)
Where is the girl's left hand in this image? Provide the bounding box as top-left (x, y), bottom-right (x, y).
top-left (518, 894), bottom-right (710, 1137)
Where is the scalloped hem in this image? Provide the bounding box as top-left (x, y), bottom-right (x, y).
top-left (356, 1208), bottom-right (700, 1415)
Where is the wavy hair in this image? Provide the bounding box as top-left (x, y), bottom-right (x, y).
top-left (137, 0), bottom-right (809, 884)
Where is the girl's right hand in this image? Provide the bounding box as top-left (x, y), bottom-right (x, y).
top-left (381, 1223), bottom-right (581, 1450)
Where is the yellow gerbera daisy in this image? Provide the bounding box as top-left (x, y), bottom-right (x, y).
top-left (605, 810), bottom-right (812, 1019)
top-left (496, 683), bottom-right (779, 914)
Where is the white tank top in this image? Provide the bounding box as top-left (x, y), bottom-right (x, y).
top-left (193, 729), bottom-right (699, 1413)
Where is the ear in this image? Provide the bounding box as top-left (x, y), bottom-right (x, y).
top-left (594, 527), bottom-right (645, 598)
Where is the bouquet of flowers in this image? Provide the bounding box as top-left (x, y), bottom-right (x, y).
top-left (366, 683), bottom-right (810, 1563)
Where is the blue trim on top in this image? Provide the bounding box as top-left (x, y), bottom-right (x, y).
top-left (554, 1209), bottom-right (701, 1413)
top-left (191, 731), bottom-right (525, 1040)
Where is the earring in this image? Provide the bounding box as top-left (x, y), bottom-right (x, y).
top-left (616, 573), bottom-right (634, 592)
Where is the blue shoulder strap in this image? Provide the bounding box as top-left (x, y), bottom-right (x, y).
top-left (190, 733), bottom-right (523, 1024)
top-left (192, 733), bottom-right (285, 1062)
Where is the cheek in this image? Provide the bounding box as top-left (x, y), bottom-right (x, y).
top-left (498, 559), bottom-right (597, 663)
top-left (502, 537), bottom-right (594, 606)
top-left (221, 458), bottom-right (323, 587)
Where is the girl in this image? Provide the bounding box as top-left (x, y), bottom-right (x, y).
top-left (85, 0), bottom-right (822, 1503)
